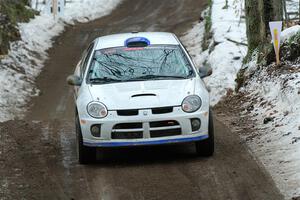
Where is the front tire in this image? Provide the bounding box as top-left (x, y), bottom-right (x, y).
top-left (195, 109), bottom-right (214, 156)
top-left (76, 114), bottom-right (96, 164)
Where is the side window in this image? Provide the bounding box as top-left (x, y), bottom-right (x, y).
top-left (80, 43), bottom-right (94, 78)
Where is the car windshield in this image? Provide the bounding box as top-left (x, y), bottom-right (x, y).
top-left (87, 45), bottom-right (195, 84)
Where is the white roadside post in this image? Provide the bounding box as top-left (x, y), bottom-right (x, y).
top-left (44, 0), bottom-right (65, 19)
top-left (53, 0), bottom-right (58, 19)
top-left (269, 21), bottom-right (282, 65)
top-left (58, 0), bottom-right (65, 17)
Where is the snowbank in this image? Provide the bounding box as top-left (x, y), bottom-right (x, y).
top-left (239, 30), bottom-right (300, 198)
top-left (0, 0), bottom-right (122, 121)
top-left (242, 65), bottom-right (300, 199)
top-left (281, 25), bottom-right (300, 42)
top-left (182, 0), bottom-right (247, 105)
top-left (182, 0), bottom-right (300, 199)
top-left (238, 3), bottom-right (300, 198)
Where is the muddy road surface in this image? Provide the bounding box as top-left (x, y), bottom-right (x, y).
top-left (1, 0), bottom-right (283, 199)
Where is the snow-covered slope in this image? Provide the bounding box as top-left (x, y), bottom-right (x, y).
top-left (182, 0), bottom-right (300, 199)
top-left (181, 0), bottom-right (247, 106)
top-left (239, 27), bottom-right (300, 199)
top-left (0, 0), bottom-right (122, 121)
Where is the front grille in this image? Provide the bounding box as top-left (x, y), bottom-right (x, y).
top-left (152, 107), bottom-right (173, 114)
top-left (116, 106), bottom-right (174, 116)
top-left (111, 120), bottom-right (182, 139)
top-left (117, 109), bottom-right (139, 116)
top-left (150, 128), bottom-right (181, 138)
top-left (112, 131), bottom-right (143, 139)
top-left (113, 123), bottom-right (142, 129)
top-left (149, 120), bottom-right (181, 138)
top-left (112, 123), bottom-right (143, 139)
top-left (150, 120), bottom-right (179, 128)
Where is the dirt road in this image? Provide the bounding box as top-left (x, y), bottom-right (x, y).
top-left (1, 0), bottom-right (283, 199)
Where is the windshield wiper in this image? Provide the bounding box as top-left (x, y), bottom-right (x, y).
top-left (89, 77), bottom-right (123, 83)
top-left (132, 75), bottom-right (187, 80)
top-left (89, 75), bottom-right (188, 84)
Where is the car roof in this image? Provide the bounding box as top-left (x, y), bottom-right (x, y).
top-left (94, 32), bottom-right (180, 50)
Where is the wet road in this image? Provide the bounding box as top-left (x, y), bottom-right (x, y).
top-left (2, 0), bottom-right (283, 199)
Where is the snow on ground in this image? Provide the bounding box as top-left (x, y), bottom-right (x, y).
top-left (0, 0), bottom-right (122, 122)
top-left (181, 0), bottom-right (247, 105)
top-left (281, 25), bottom-right (300, 42)
top-left (182, 0), bottom-right (300, 199)
top-left (240, 27), bottom-right (300, 199)
top-left (181, 19), bottom-right (206, 73)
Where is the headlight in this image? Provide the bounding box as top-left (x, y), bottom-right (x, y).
top-left (182, 95), bottom-right (202, 113)
top-left (87, 102), bottom-right (108, 118)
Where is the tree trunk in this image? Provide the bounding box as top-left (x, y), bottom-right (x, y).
top-left (245, 0), bottom-right (283, 53)
top-left (245, 0), bottom-right (266, 53)
top-left (282, 0), bottom-right (288, 25)
top-left (264, 0), bottom-right (283, 34)
top-left (271, 0), bottom-right (283, 21)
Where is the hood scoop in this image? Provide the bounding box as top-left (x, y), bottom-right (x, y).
top-left (131, 93), bottom-right (156, 98)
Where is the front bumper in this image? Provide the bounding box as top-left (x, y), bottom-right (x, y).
top-left (79, 106), bottom-right (209, 147)
top-left (84, 134), bottom-right (209, 147)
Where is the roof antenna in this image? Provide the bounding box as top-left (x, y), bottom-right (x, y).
top-left (131, 31), bottom-right (139, 34)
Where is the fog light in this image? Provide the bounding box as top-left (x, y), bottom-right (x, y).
top-left (191, 118), bottom-right (201, 132)
top-left (91, 124), bottom-right (101, 137)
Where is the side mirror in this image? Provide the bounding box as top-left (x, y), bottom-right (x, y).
top-left (67, 75), bottom-right (82, 86)
top-left (198, 66), bottom-right (212, 78)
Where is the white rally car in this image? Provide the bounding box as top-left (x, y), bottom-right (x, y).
top-left (67, 32), bottom-right (214, 164)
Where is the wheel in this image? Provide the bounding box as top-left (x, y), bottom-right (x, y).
top-left (195, 109), bottom-right (214, 156)
top-left (76, 114), bottom-right (96, 164)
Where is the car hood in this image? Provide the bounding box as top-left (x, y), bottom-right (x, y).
top-left (88, 79), bottom-right (196, 110)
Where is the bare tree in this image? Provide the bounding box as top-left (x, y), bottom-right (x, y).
top-left (245, 0), bottom-right (283, 53)
top-left (245, 0), bottom-right (266, 52)
top-left (282, 0), bottom-right (288, 25)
